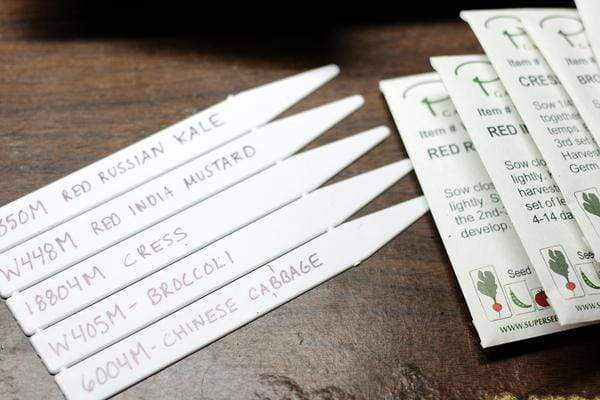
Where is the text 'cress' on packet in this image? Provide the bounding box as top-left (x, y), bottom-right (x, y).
top-left (380, 72), bottom-right (573, 346)
top-left (432, 54), bottom-right (600, 325)
top-left (461, 9), bottom-right (600, 263)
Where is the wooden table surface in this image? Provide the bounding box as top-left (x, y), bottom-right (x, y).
top-left (1, 2), bottom-right (598, 399)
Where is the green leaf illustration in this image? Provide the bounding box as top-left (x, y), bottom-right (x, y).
top-left (476, 270), bottom-right (498, 302)
top-left (582, 192), bottom-right (600, 217)
top-left (548, 249), bottom-right (569, 281)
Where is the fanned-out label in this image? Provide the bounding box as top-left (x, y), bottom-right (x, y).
top-left (0, 65), bottom-right (339, 254)
top-left (380, 73), bottom-right (570, 345)
top-left (8, 127), bottom-right (388, 335)
top-left (0, 95), bottom-right (362, 298)
top-left (31, 158), bottom-right (412, 373)
top-left (54, 197), bottom-right (428, 400)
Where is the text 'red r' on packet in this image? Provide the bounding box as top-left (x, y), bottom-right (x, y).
top-left (380, 72), bottom-right (573, 345)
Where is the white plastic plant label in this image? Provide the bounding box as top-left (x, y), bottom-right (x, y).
top-left (7, 127), bottom-right (389, 335)
top-left (31, 159), bottom-right (413, 373)
top-left (519, 9), bottom-right (600, 147)
top-left (575, 0), bottom-right (600, 62)
top-left (462, 9), bottom-right (600, 263)
top-left (380, 73), bottom-right (568, 345)
top-left (432, 54), bottom-right (600, 325)
top-left (0, 95), bottom-right (363, 298)
top-left (54, 196), bottom-right (429, 400)
top-left (0, 65), bottom-right (339, 253)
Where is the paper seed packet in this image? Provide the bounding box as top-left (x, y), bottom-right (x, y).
top-left (432, 54), bottom-right (600, 325)
top-left (575, 0), bottom-right (600, 63)
top-left (380, 73), bottom-right (573, 346)
top-left (518, 8), bottom-right (600, 154)
top-left (461, 9), bottom-right (600, 264)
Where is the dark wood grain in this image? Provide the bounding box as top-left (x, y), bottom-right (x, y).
top-left (1, 2), bottom-right (598, 400)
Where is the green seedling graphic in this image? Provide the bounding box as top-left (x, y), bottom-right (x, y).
top-left (509, 289), bottom-right (532, 309)
top-left (581, 270), bottom-right (600, 290)
top-left (582, 192), bottom-right (600, 218)
top-left (548, 249), bottom-right (576, 292)
top-left (476, 270), bottom-right (503, 314)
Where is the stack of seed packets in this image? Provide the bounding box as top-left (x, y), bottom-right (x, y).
top-left (382, 6), bottom-right (600, 346)
top-left (0, 65), bottom-right (429, 400)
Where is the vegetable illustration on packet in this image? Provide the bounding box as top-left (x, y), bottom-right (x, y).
top-left (541, 247), bottom-right (584, 298)
top-left (582, 192), bottom-right (600, 218)
top-left (476, 270), bottom-right (503, 314)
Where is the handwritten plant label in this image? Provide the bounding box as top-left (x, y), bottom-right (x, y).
top-left (0, 65), bottom-right (339, 254)
top-left (380, 73), bottom-right (567, 345)
top-left (432, 54), bottom-right (600, 324)
top-left (0, 95), bottom-right (362, 298)
top-left (8, 127), bottom-right (389, 334)
top-left (54, 197), bottom-right (428, 400)
top-left (461, 9), bottom-right (600, 264)
top-left (504, 281), bottom-right (536, 316)
top-left (30, 159), bottom-right (413, 372)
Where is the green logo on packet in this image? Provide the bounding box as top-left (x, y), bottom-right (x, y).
top-left (420, 95), bottom-right (451, 117)
top-left (454, 60), bottom-right (505, 97)
top-left (540, 15), bottom-right (588, 49)
top-left (483, 15), bottom-right (535, 50)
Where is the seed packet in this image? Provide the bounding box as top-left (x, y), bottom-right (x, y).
top-left (575, 0), bottom-right (600, 62)
top-left (519, 9), bottom-right (600, 149)
top-left (380, 73), bottom-right (572, 344)
top-left (433, 54), bottom-right (600, 325)
top-left (462, 9), bottom-right (600, 263)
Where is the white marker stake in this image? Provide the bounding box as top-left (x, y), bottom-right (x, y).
top-left (8, 127), bottom-right (389, 334)
top-left (0, 65), bottom-right (339, 253)
top-left (519, 9), bottom-right (600, 151)
top-left (381, 73), bottom-right (571, 344)
top-left (462, 9), bottom-right (600, 263)
top-left (575, 0), bottom-right (600, 62)
top-left (32, 159), bottom-right (413, 372)
top-left (0, 95), bottom-right (363, 297)
top-left (55, 196), bottom-right (428, 400)
top-left (432, 55), bottom-right (599, 325)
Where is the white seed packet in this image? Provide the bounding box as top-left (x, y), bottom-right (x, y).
top-left (380, 73), bottom-right (569, 345)
top-left (462, 9), bottom-right (600, 262)
top-left (519, 9), bottom-right (600, 147)
top-left (432, 54), bottom-right (600, 325)
top-left (575, 0), bottom-right (600, 62)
